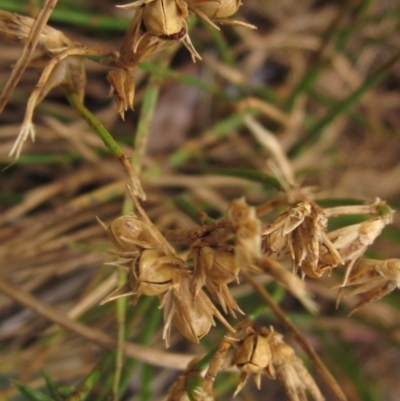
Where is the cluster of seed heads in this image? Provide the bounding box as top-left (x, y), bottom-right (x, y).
top-left (98, 183), bottom-right (398, 400)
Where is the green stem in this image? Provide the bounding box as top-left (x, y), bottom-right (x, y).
top-left (66, 93), bottom-right (124, 159)
top-left (67, 92), bottom-right (145, 198)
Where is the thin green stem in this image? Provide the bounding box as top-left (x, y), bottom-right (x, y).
top-left (67, 93), bottom-right (124, 159)
top-left (67, 92), bottom-right (145, 198)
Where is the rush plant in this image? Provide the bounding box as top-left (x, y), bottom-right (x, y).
top-left (0, 1), bottom-right (399, 401)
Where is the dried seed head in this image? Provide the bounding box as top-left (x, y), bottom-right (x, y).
top-left (264, 201), bottom-right (341, 278)
top-left (229, 325), bottom-right (275, 395)
top-left (119, 0), bottom-right (200, 62)
top-left (107, 68), bottom-right (136, 119)
top-left (198, 246), bottom-right (239, 285)
top-left (185, 0), bottom-right (256, 30)
top-left (326, 212), bottom-right (393, 285)
top-left (227, 197), bottom-right (254, 226)
top-left (186, 0), bottom-right (241, 19)
top-left (265, 227), bottom-right (288, 254)
top-left (337, 258), bottom-right (400, 314)
top-left (173, 300), bottom-right (215, 343)
top-left (233, 333), bottom-right (272, 374)
top-left (131, 249), bottom-right (183, 296)
top-left (229, 324), bottom-right (324, 400)
top-left (107, 215), bottom-right (151, 251)
top-left (232, 332), bottom-right (273, 395)
top-left (190, 245), bottom-right (242, 315)
top-left (162, 272), bottom-right (235, 345)
top-left (227, 197), bottom-right (262, 266)
top-left (162, 274), bottom-right (215, 343)
top-left (99, 250), bottom-right (182, 304)
top-left (143, 0), bottom-right (187, 37)
top-left (268, 331), bottom-right (325, 401)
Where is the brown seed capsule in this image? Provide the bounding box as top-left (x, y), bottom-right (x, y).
top-left (234, 334), bottom-right (272, 374)
top-left (185, 0), bottom-right (256, 30)
top-left (269, 332), bottom-right (324, 401)
top-left (190, 245), bottom-right (242, 316)
top-left (227, 197), bottom-right (262, 266)
top-left (173, 300), bottom-right (215, 343)
top-left (130, 249), bottom-right (182, 296)
top-left (107, 215), bottom-right (154, 251)
top-left (334, 258), bottom-right (400, 315)
top-left (142, 0), bottom-right (186, 37)
top-left (106, 68), bottom-right (136, 119)
top-left (186, 0), bottom-right (240, 19)
top-left (161, 272), bottom-right (235, 346)
top-left (200, 246), bottom-right (238, 285)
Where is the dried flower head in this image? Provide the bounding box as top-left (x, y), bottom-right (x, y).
top-left (336, 258), bottom-right (400, 315)
top-left (190, 244), bottom-right (242, 315)
top-left (228, 323), bottom-right (323, 401)
top-left (231, 325), bottom-right (274, 395)
top-left (324, 212), bottom-right (393, 285)
top-left (161, 271), bottom-right (235, 346)
top-left (119, 0), bottom-right (200, 59)
top-left (264, 200), bottom-right (342, 278)
top-left (268, 330), bottom-right (324, 401)
top-left (100, 249), bottom-right (184, 304)
top-left (185, 0), bottom-right (257, 30)
top-left (107, 67), bottom-right (137, 119)
top-left (106, 215), bottom-right (158, 251)
top-left (227, 197), bottom-right (262, 267)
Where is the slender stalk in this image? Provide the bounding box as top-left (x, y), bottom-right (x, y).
top-left (66, 92), bottom-right (145, 199)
